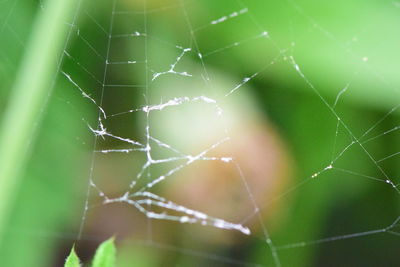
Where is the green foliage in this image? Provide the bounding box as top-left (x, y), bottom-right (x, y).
top-left (92, 238), bottom-right (116, 267)
top-left (65, 247), bottom-right (81, 267)
top-left (64, 238), bottom-right (116, 267)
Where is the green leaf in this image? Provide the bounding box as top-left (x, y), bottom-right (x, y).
top-left (92, 237), bottom-right (116, 267)
top-left (65, 246), bottom-right (81, 267)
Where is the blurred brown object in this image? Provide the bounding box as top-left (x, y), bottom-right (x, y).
top-left (162, 114), bottom-right (291, 245)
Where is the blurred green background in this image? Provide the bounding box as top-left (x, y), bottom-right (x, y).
top-left (1, 0), bottom-right (400, 266)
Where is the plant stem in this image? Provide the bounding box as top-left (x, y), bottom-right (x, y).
top-left (0, 0), bottom-right (77, 242)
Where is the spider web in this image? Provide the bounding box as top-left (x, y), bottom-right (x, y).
top-left (60, 0), bottom-right (400, 266)
top-left (59, 0), bottom-right (279, 264)
top-left (3, 0), bottom-right (400, 266)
